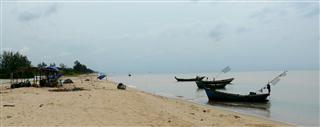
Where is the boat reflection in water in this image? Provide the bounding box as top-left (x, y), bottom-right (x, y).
top-left (207, 101), bottom-right (271, 117)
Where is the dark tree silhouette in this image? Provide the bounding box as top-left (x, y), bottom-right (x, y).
top-left (73, 60), bottom-right (94, 73)
top-left (37, 62), bottom-right (47, 68)
top-left (0, 51), bottom-right (32, 78)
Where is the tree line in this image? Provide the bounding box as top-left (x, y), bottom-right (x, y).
top-left (0, 51), bottom-right (95, 79)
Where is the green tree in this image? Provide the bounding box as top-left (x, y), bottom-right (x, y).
top-left (73, 60), bottom-right (94, 74)
top-left (73, 60), bottom-right (86, 72)
top-left (0, 51), bottom-right (32, 78)
top-left (37, 62), bottom-right (47, 68)
top-left (59, 63), bottom-right (66, 69)
top-left (49, 63), bottom-right (56, 67)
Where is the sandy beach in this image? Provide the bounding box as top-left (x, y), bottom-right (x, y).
top-left (1, 75), bottom-right (292, 127)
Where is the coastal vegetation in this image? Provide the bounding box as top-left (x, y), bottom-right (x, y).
top-left (0, 51), bottom-right (32, 78)
top-left (58, 60), bottom-right (95, 76)
top-left (0, 51), bottom-right (94, 79)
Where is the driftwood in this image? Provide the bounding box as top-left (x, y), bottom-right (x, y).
top-left (49, 87), bottom-right (86, 92)
top-left (3, 104), bottom-right (15, 107)
top-left (10, 81), bottom-right (31, 89)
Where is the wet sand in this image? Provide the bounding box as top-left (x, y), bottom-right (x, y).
top-left (0, 75), bottom-right (292, 126)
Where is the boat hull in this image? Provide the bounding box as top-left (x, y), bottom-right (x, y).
top-left (175, 76), bottom-right (205, 82)
top-left (204, 89), bottom-right (270, 102)
top-left (201, 78), bottom-right (234, 84)
top-left (196, 81), bottom-right (228, 89)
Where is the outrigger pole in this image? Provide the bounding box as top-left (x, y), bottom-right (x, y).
top-left (215, 66), bottom-right (231, 79)
top-left (257, 71), bottom-right (288, 93)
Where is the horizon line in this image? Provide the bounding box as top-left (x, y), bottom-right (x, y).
top-left (1, 0), bottom-right (319, 3)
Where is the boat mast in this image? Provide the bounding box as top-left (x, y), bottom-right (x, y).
top-left (215, 66), bottom-right (231, 79)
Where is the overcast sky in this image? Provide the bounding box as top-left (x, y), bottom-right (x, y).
top-left (1, 1), bottom-right (319, 73)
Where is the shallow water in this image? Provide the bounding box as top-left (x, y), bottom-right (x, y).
top-left (109, 71), bottom-right (319, 126)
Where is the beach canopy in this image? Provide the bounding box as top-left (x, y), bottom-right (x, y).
top-left (45, 66), bottom-right (59, 72)
top-left (48, 73), bottom-right (64, 79)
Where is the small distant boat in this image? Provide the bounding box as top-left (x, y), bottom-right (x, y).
top-left (196, 78), bottom-right (234, 89)
top-left (204, 88), bottom-right (270, 102)
top-left (174, 76), bottom-right (205, 82)
top-left (196, 81), bottom-right (228, 89)
top-left (202, 78), bottom-right (234, 84)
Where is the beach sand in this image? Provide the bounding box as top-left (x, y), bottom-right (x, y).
top-left (1, 75), bottom-right (292, 126)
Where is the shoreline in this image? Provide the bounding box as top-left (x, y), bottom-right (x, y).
top-left (109, 77), bottom-right (294, 126)
top-left (205, 103), bottom-right (296, 127)
top-left (130, 84), bottom-right (294, 126)
top-left (1, 75), bottom-right (293, 126)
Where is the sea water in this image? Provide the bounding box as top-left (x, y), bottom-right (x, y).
top-left (109, 71), bottom-right (319, 126)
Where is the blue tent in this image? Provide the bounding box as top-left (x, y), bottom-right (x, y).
top-left (97, 74), bottom-right (106, 80)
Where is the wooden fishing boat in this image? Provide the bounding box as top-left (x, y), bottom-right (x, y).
top-left (202, 78), bottom-right (234, 84)
top-left (196, 81), bottom-right (228, 89)
top-left (174, 76), bottom-right (205, 81)
top-left (204, 88), bottom-right (270, 102)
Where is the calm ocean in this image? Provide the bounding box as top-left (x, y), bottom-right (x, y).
top-left (109, 71), bottom-right (319, 126)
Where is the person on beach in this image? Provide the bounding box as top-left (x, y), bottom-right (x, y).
top-left (59, 79), bottom-right (63, 87)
